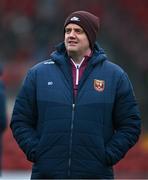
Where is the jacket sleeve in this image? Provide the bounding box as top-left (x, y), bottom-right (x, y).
top-left (10, 69), bottom-right (39, 162)
top-left (0, 80), bottom-right (7, 133)
top-left (105, 72), bottom-right (141, 166)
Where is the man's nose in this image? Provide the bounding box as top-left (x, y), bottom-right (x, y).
top-left (69, 30), bottom-right (76, 37)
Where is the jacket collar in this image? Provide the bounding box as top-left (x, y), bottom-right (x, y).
top-left (50, 42), bottom-right (108, 66)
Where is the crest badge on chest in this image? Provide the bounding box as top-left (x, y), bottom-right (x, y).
top-left (94, 79), bottom-right (105, 92)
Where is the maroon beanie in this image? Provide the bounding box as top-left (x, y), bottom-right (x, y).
top-left (64, 11), bottom-right (100, 49)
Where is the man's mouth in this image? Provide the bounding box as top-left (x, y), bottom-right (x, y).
top-left (68, 41), bottom-right (78, 46)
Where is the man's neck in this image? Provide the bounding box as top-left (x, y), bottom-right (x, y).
top-left (70, 55), bottom-right (85, 64)
top-left (69, 49), bottom-right (92, 64)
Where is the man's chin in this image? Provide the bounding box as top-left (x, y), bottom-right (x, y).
top-left (67, 47), bottom-right (78, 54)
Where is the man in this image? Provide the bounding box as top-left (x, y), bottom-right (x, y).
top-left (10, 11), bottom-right (141, 179)
top-left (0, 66), bottom-right (7, 176)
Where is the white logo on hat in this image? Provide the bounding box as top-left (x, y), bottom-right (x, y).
top-left (70, 17), bottom-right (80, 21)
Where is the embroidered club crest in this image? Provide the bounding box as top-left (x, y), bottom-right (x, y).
top-left (94, 79), bottom-right (105, 92)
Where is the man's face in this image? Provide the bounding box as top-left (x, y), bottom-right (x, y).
top-left (64, 23), bottom-right (91, 56)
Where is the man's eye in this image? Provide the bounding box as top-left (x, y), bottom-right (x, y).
top-left (65, 29), bottom-right (71, 33)
top-left (76, 29), bottom-right (83, 34)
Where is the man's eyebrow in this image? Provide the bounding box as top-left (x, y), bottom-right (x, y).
top-left (65, 27), bottom-right (83, 30)
top-left (65, 27), bottom-right (72, 30)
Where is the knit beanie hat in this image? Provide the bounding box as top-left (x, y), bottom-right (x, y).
top-left (64, 11), bottom-right (100, 49)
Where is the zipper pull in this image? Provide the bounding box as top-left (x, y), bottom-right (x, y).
top-left (72, 103), bottom-right (75, 110)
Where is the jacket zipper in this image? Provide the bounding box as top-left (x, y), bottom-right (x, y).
top-left (76, 65), bottom-right (79, 85)
top-left (70, 57), bottom-right (85, 85)
top-left (68, 103), bottom-right (75, 177)
top-left (68, 58), bottom-right (85, 176)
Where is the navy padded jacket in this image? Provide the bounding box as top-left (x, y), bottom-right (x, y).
top-left (10, 43), bottom-right (141, 179)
